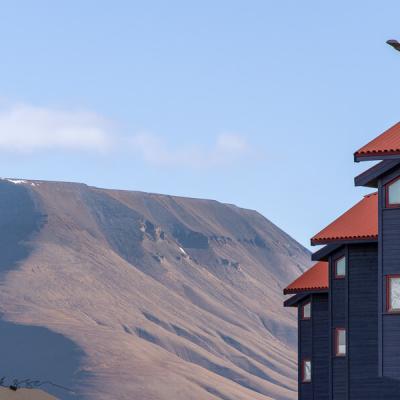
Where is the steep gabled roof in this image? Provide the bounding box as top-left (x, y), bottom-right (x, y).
top-left (311, 193), bottom-right (378, 245)
top-left (283, 261), bottom-right (328, 295)
top-left (355, 122), bottom-right (400, 161)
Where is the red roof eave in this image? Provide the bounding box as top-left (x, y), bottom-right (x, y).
top-left (311, 234), bottom-right (378, 245)
top-left (355, 122), bottom-right (400, 159)
top-left (356, 150), bottom-right (400, 156)
top-left (311, 193), bottom-right (378, 246)
top-left (283, 261), bottom-right (328, 295)
top-left (283, 285), bottom-right (328, 295)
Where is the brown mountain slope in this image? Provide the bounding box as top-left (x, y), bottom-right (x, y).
top-left (0, 179), bottom-right (310, 400)
top-left (0, 388), bottom-right (56, 400)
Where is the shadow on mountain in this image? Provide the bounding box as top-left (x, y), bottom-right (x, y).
top-left (0, 181), bottom-right (46, 275)
top-left (0, 319), bottom-right (85, 399)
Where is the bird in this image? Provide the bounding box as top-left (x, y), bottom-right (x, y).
top-left (387, 39), bottom-right (400, 52)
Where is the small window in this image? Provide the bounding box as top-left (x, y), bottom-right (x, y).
top-left (386, 177), bottom-right (400, 207)
top-left (301, 359), bottom-right (311, 383)
top-left (335, 328), bottom-right (346, 356)
top-left (301, 302), bottom-right (311, 320)
top-left (334, 256), bottom-right (346, 279)
top-left (387, 275), bottom-right (400, 313)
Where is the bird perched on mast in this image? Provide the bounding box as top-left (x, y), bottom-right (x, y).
top-left (387, 39), bottom-right (400, 52)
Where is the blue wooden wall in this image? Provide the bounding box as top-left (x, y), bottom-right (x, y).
top-left (311, 294), bottom-right (329, 400)
top-left (329, 248), bottom-right (347, 400)
top-left (328, 244), bottom-right (382, 399)
top-left (347, 243), bottom-right (381, 399)
top-left (379, 167), bottom-right (400, 381)
top-left (298, 293), bottom-right (329, 400)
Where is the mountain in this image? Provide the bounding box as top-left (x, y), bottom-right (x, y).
top-left (0, 387), bottom-right (56, 400)
top-left (0, 179), bottom-right (310, 400)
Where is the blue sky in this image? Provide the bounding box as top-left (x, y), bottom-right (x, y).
top-left (0, 1), bottom-right (399, 248)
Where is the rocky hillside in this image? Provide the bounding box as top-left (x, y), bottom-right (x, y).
top-left (0, 179), bottom-right (310, 400)
top-left (0, 387), bottom-right (56, 400)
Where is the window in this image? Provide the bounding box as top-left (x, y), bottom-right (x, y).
top-left (334, 256), bottom-right (346, 279)
top-left (387, 275), bottom-right (400, 313)
top-left (301, 301), bottom-right (311, 320)
top-left (301, 359), bottom-right (311, 383)
top-left (386, 176), bottom-right (400, 207)
top-left (335, 328), bottom-right (346, 356)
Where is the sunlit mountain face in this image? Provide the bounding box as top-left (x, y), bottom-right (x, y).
top-left (0, 179), bottom-right (310, 400)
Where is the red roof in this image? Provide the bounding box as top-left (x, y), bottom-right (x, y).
top-left (284, 261), bottom-right (328, 295)
top-left (311, 192), bottom-right (378, 245)
top-left (355, 122), bottom-right (400, 159)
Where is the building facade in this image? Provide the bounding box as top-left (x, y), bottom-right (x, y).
top-left (284, 122), bottom-right (400, 399)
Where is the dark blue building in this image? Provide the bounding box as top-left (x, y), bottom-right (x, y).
top-left (284, 122), bottom-right (400, 399)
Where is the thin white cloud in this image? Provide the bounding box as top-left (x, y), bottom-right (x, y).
top-left (0, 103), bottom-right (251, 168)
top-left (0, 104), bottom-right (112, 152)
top-left (216, 133), bottom-right (248, 155)
top-left (131, 132), bottom-right (250, 168)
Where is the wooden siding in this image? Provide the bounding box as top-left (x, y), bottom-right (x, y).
top-left (299, 297), bottom-right (312, 400)
top-left (380, 166), bottom-right (400, 380)
top-left (381, 208), bottom-right (400, 275)
top-left (381, 376), bottom-right (400, 398)
top-left (312, 294), bottom-right (329, 400)
top-left (329, 248), bottom-right (347, 400)
top-left (328, 244), bottom-right (382, 399)
top-left (381, 208), bottom-right (400, 379)
top-left (298, 294), bottom-right (329, 400)
top-left (348, 244), bottom-right (381, 399)
top-left (297, 238), bottom-right (400, 398)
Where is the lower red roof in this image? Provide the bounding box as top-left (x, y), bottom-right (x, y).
top-left (311, 193), bottom-right (378, 245)
top-left (284, 261), bottom-right (328, 295)
top-left (355, 122), bottom-right (400, 159)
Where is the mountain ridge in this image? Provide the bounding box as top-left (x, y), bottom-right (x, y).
top-left (0, 178), bottom-right (310, 400)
